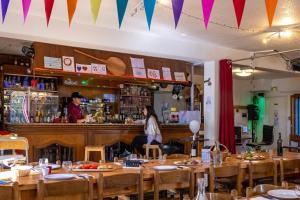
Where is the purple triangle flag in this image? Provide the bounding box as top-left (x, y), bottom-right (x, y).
top-left (1, 0), bottom-right (10, 23)
top-left (22, 0), bottom-right (31, 22)
top-left (172, 0), bottom-right (184, 28)
top-left (201, 0), bottom-right (214, 29)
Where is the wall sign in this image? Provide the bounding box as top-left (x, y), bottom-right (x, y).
top-left (147, 68), bottom-right (160, 79)
top-left (62, 56), bottom-right (75, 72)
top-left (132, 67), bottom-right (147, 78)
top-left (76, 64), bottom-right (91, 73)
top-left (162, 67), bottom-right (172, 80)
top-left (130, 57), bottom-right (145, 68)
top-left (44, 56), bottom-right (62, 69)
top-left (91, 63), bottom-right (107, 75)
top-left (174, 72), bottom-right (186, 81)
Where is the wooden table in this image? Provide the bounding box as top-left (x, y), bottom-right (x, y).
top-left (1, 151), bottom-right (300, 200)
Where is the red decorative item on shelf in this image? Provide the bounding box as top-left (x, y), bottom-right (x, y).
top-left (0, 131), bottom-right (11, 135)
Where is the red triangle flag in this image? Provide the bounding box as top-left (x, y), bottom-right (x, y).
top-left (232, 0), bottom-right (246, 28)
top-left (44, 0), bottom-right (55, 26)
top-left (67, 0), bottom-right (77, 26)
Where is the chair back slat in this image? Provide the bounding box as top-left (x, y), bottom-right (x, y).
top-left (154, 168), bottom-right (192, 200)
top-left (0, 182), bottom-right (19, 200)
top-left (37, 178), bottom-right (92, 200)
top-left (97, 171), bottom-right (144, 200)
top-left (280, 159), bottom-right (300, 183)
top-left (249, 161), bottom-right (277, 187)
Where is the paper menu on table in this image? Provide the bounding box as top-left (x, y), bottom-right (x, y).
top-left (162, 67), bottom-right (172, 80)
top-left (174, 72), bottom-right (186, 81)
top-left (44, 57), bottom-right (62, 69)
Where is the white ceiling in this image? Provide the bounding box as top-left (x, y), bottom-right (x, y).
top-left (2, 0), bottom-right (300, 60)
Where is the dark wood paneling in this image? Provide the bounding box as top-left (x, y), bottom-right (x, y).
top-left (32, 42), bottom-right (191, 82)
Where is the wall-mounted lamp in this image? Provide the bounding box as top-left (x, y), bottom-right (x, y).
top-left (204, 78), bottom-right (212, 86)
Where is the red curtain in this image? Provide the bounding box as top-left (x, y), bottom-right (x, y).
top-left (219, 59), bottom-right (236, 154)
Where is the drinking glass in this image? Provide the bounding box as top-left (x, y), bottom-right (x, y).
top-left (295, 185), bottom-right (300, 197)
top-left (62, 161), bottom-right (72, 172)
top-left (158, 154), bottom-right (167, 165)
top-left (39, 158), bottom-right (49, 168)
top-left (129, 154), bottom-right (137, 160)
top-left (196, 178), bottom-right (205, 198)
top-left (230, 189), bottom-right (238, 200)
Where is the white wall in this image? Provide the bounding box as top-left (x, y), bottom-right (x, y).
top-left (233, 76), bottom-right (300, 146)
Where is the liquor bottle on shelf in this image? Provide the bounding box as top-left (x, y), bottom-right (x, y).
top-left (191, 134), bottom-right (197, 157)
top-left (277, 132), bottom-right (283, 156)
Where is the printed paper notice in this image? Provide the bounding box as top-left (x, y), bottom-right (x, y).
top-left (174, 72), bottom-right (186, 81)
top-left (130, 57), bottom-right (145, 68)
top-left (147, 69), bottom-right (160, 80)
top-left (91, 63), bottom-right (107, 75)
top-left (62, 56), bottom-right (75, 72)
top-left (44, 57), bottom-right (62, 69)
top-left (162, 67), bottom-right (172, 80)
top-left (132, 67), bottom-right (147, 78)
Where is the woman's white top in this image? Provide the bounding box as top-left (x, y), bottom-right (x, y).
top-left (138, 116), bottom-right (162, 144)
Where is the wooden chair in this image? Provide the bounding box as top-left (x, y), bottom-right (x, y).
top-left (246, 184), bottom-right (280, 197)
top-left (143, 144), bottom-right (162, 159)
top-left (154, 168), bottom-right (192, 200)
top-left (0, 182), bottom-right (19, 200)
top-left (279, 159), bottom-right (300, 184)
top-left (249, 161), bottom-right (277, 188)
top-left (209, 164), bottom-right (242, 195)
top-left (84, 146), bottom-right (105, 162)
top-left (97, 170), bottom-right (144, 200)
top-left (167, 154), bottom-right (189, 159)
top-left (37, 178), bottom-right (93, 200)
top-left (0, 136), bottom-right (29, 164)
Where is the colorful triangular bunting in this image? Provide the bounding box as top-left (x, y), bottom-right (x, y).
top-left (172, 0), bottom-right (184, 28)
top-left (1, 0), bottom-right (10, 23)
top-left (265, 0), bottom-right (278, 27)
top-left (233, 0), bottom-right (246, 28)
top-left (44, 0), bottom-right (55, 26)
top-left (22, 0), bottom-right (31, 23)
top-left (116, 0), bottom-right (128, 28)
top-left (201, 0), bottom-right (214, 29)
top-left (67, 0), bottom-right (77, 26)
top-left (144, 0), bottom-right (156, 30)
top-left (90, 0), bottom-right (101, 24)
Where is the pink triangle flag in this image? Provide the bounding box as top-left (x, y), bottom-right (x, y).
top-left (201, 0), bottom-right (214, 29)
top-left (22, 0), bottom-right (31, 22)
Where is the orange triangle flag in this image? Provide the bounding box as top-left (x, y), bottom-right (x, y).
top-left (67, 0), bottom-right (77, 26)
top-left (265, 0), bottom-right (278, 27)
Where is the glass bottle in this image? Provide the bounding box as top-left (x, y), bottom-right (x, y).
top-left (191, 134), bottom-right (197, 157)
top-left (194, 178), bottom-right (206, 200)
top-left (277, 132), bottom-right (283, 156)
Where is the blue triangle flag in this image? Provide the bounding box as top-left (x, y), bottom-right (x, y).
top-left (1, 0), bottom-right (10, 23)
top-left (144, 0), bottom-right (156, 30)
top-left (116, 0), bottom-right (128, 28)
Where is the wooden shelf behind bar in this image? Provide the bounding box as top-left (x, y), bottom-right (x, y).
top-left (33, 67), bottom-right (190, 86)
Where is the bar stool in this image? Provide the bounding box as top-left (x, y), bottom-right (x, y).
top-left (143, 144), bottom-right (162, 159)
top-left (84, 146), bottom-right (105, 162)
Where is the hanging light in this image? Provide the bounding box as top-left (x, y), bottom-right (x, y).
top-left (236, 70), bottom-right (252, 77)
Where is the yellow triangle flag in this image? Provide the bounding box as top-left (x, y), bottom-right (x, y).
top-left (90, 0), bottom-right (101, 24)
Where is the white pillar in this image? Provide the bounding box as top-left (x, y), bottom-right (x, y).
top-left (203, 61), bottom-right (220, 146)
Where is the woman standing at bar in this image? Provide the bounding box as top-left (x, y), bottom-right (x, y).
top-left (131, 105), bottom-right (162, 155)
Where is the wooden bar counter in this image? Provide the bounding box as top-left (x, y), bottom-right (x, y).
top-left (5, 123), bottom-right (194, 162)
